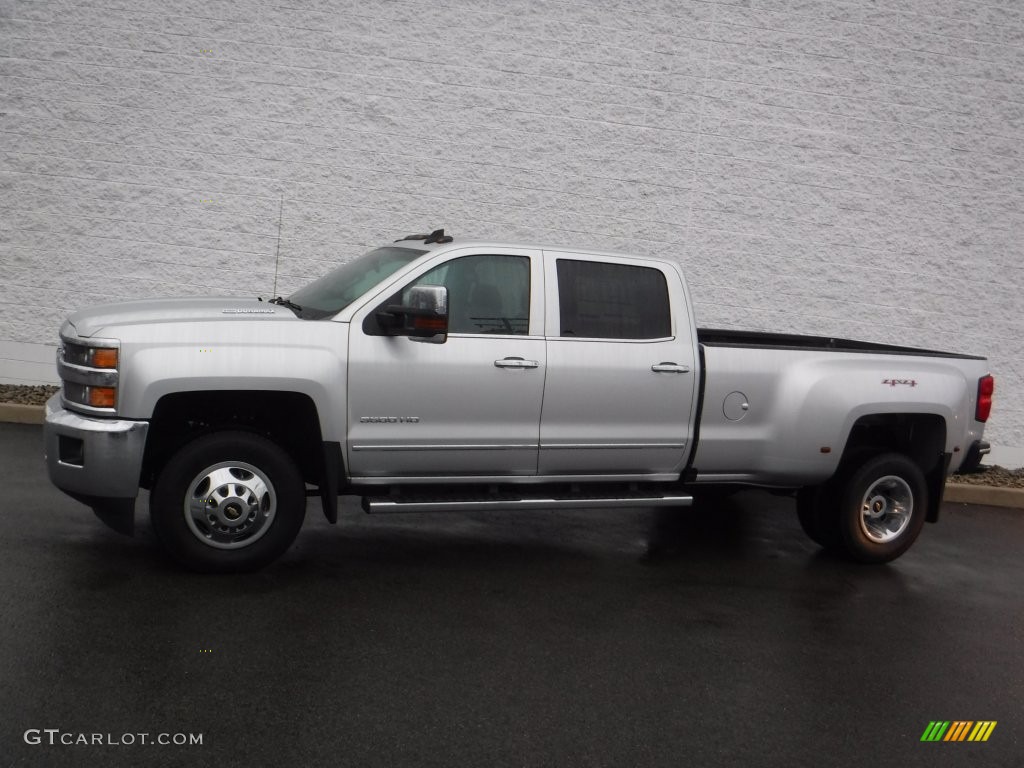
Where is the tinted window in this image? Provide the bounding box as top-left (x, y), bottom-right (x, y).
top-left (556, 259), bottom-right (671, 339)
top-left (407, 254), bottom-right (530, 335)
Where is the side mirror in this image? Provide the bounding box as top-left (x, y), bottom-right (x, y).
top-left (376, 285), bottom-right (449, 344)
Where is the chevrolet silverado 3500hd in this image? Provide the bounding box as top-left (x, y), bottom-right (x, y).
top-left (43, 230), bottom-right (994, 571)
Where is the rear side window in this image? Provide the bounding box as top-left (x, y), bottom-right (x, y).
top-left (556, 259), bottom-right (671, 339)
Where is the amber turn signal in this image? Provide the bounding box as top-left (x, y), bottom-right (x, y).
top-left (91, 348), bottom-right (118, 368)
top-left (87, 387), bottom-right (117, 408)
top-left (413, 316), bottom-right (447, 331)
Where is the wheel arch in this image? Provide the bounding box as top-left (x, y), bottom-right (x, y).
top-left (143, 390), bottom-right (320, 482)
top-left (141, 390), bottom-right (341, 522)
top-left (837, 412), bottom-right (949, 523)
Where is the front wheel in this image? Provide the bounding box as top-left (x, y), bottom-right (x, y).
top-left (835, 452), bottom-right (927, 564)
top-left (150, 431), bottom-right (307, 572)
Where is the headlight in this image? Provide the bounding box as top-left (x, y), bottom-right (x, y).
top-left (63, 343), bottom-right (118, 369)
top-left (58, 338), bottom-right (120, 414)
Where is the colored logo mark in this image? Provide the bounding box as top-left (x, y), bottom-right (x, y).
top-left (921, 721), bottom-right (997, 742)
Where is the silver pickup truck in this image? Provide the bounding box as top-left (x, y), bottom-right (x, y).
top-left (43, 230), bottom-right (995, 572)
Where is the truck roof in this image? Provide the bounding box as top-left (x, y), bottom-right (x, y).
top-left (395, 230), bottom-right (661, 264)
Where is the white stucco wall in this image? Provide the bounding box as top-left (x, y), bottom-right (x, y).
top-left (1, 0), bottom-right (1021, 461)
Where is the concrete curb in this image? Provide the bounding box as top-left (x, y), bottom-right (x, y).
top-left (0, 403), bottom-right (44, 425)
top-left (944, 483), bottom-right (1024, 510)
top-left (1, 404), bottom-right (1021, 508)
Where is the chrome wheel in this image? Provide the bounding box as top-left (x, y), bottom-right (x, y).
top-left (859, 474), bottom-right (912, 543)
top-left (184, 461), bottom-right (277, 550)
top-left (152, 432), bottom-right (306, 572)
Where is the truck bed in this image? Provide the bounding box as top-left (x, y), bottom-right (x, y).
top-left (691, 330), bottom-right (990, 485)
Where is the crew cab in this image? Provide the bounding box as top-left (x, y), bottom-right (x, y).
top-left (43, 230), bottom-right (994, 571)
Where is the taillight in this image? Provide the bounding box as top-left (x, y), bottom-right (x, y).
top-left (976, 375), bottom-right (994, 422)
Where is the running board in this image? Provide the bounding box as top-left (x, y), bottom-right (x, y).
top-left (362, 493), bottom-right (693, 514)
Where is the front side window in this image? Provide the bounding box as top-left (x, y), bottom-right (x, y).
top-left (556, 259), bottom-right (671, 339)
top-left (405, 254), bottom-right (530, 335)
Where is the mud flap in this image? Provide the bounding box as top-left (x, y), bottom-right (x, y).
top-left (926, 452), bottom-right (952, 523)
top-left (319, 441), bottom-right (342, 524)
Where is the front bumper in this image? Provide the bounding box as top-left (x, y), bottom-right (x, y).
top-left (43, 394), bottom-right (148, 534)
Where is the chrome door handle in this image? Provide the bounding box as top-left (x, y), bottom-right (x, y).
top-left (495, 357), bottom-right (539, 369)
top-left (651, 363), bottom-right (691, 373)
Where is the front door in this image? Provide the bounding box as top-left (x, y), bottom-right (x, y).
top-left (346, 249), bottom-right (545, 479)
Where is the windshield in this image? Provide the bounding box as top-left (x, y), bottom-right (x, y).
top-left (288, 246), bottom-right (427, 319)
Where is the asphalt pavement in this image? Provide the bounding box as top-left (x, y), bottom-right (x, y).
top-left (1, 422), bottom-right (1021, 767)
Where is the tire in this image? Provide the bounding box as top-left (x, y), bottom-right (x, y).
top-left (834, 452), bottom-right (927, 564)
top-left (150, 431), bottom-right (306, 573)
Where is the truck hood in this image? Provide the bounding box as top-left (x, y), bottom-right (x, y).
top-left (65, 297), bottom-right (297, 338)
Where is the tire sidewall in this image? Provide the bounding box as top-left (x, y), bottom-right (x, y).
top-left (838, 453), bottom-right (927, 564)
top-left (151, 431), bottom-right (306, 572)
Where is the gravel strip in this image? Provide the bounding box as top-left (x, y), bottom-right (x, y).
top-left (949, 465), bottom-right (1024, 489)
top-left (0, 385), bottom-right (59, 406)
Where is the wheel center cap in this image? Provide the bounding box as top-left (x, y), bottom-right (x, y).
top-left (212, 496), bottom-right (252, 527)
top-left (867, 496), bottom-right (887, 519)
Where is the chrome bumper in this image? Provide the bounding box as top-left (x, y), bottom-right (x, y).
top-left (43, 395), bottom-right (148, 534)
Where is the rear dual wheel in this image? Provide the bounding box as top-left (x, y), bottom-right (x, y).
top-left (797, 453), bottom-right (927, 564)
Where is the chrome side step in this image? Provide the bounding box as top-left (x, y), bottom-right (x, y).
top-left (362, 494), bottom-right (693, 514)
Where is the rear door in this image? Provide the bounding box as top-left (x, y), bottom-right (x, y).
top-left (538, 252), bottom-right (697, 476)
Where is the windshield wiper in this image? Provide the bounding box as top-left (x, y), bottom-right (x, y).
top-left (268, 296), bottom-right (303, 314)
